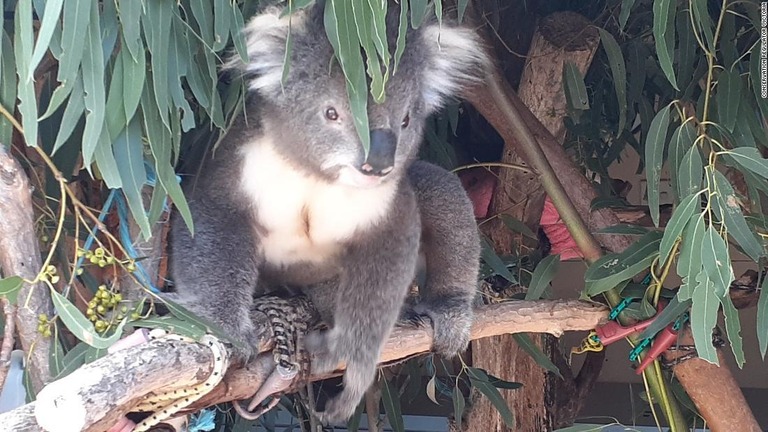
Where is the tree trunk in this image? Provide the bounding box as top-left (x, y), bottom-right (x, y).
top-left (467, 12), bottom-right (599, 432)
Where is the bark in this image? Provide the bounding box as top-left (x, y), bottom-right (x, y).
top-left (662, 328), bottom-right (761, 432)
top-left (0, 146), bottom-right (54, 393)
top-left (468, 11), bottom-right (600, 432)
top-left (0, 300), bottom-right (608, 432)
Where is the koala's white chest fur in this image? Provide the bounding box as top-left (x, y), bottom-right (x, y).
top-left (239, 139), bottom-right (397, 267)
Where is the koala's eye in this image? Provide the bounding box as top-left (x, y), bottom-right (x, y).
top-left (325, 107), bottom-right (339, 121)
top-left (401, 113), bottom-right (410, 129)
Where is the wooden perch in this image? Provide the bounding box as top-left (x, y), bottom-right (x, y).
top-left (0, 300), bottom-right (608, 432)
top-left (0, 146), bottom-right (54, 393)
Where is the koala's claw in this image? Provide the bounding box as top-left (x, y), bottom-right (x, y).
top-left (407, 303), bottom-right (472, 358)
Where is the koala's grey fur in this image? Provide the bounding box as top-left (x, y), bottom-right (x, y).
top-left (168, 1), bottom-right (486, 423)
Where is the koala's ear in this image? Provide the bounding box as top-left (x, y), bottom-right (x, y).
top-left (420, 25), bottom-right (488, 114)
top-left (226, 8), bottom-right (297, 94)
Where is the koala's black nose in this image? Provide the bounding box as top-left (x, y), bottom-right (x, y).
top-left (361, 129), bottom-right (396, 176)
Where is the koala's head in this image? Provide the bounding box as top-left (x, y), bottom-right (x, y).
top-left (231, 1), bottom-right (487, 188)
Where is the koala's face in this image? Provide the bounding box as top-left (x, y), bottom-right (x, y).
top-left (236, 2), bottom-right (486, 188)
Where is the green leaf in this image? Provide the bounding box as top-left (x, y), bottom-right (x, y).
top-left (668, 121), bottom-right (697, 203)
top-left (144, 0), bottom-right (173, 130)
top-left (27, 0), bottom-right (63, 81)
top-left (0, 276), bottom-right (23, 304)
top-left (346, 401), bottom-right (365, 432)
top-left (381, 378), bottom-right (404, 432)
top-left (644, 105), bottom-right (671, 227)
top-left (708, 167), bottom-right (763, 262)
top-left (15, 0), bottom-right (38, 147)
top-left (727, 147), bottom-right (768, 179)
top-left (619, 0), bottom-right (635, 30)
top-left (675, 10), bottom-right (697, 91)
top-left (324, 0), bottom-right (370, 154)
top-left (758, 275), bottom-right (768, 358)
top-left (80, 0), bottom-right (106, 166)
top-left (230, 4), bottom-right (248, 63)
top-left (53, 341), bottom-right (90, 379)
top-left (652, 0), bottom-right (678, 90)
top-left (426, 374), bottom-right (438, 404)
top-left (410, 0), bottom-right (429, 28)
top-left (50, 289), bottom-right (126, 349)
top-left (720, 294), bottom-right (745, 368)
top-left (393, 0), bottom-right (408, 73)
top-left (93, 126), bottom-right (123, 189)
top-left (512, 334), bottom-right (563, 379)
top-left (676, 212), bottom-right (705, 301)
top-left (677, 143), bottom-right (703, 199)
top-left (467, 367), bottom-right (514, 427)
top-left (701, 225), bottom-right (733, 298)
top-left (595, 224), bottom-right (649, 235)
top-left (121, 42), bottom-right (146, 123)
top-left (57, 0), bottom-right (90, 91)
top-left (480, 235), bottom-right (517, 284)
top-left (598, 28), bottom-right (627, 134)
top-left (350, 1), bottom-right (389, 102)
top-left (638, 296), bottom-right (692, 341)
top-left (659, 192), bottom-right (701, 265)
top-left (452, 388), bottom-right (465, 429)
top-left (51, 77), bottom-right (85, 154)
top-left (113, 118), bottom-right (151, 238)
top-left (118, 0), bottom-right (143, 61)
top-left (563, 62), bottom-right (589, 111)
top-left (585, 231), bottom-right (662, 297)
top-left (0, 33), bottom-right (17, 148)
top-left (458, 0), bottom-right (469, 23)
top-left (499, 215), bottom-right (537, 240)
top-left (691, 0), bottom-right (714, 52)
top-left (525, 254), bottom-right (559, 300)
top-left (212, 0), bottom-right (232, 52)
top-left (690, 270), bottom-right (719, 364)
top-left (129, 316), bottom-right (206, 340)
top-left (715, 68), bottom-right (741, 131)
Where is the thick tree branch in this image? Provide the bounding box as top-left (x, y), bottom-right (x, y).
top-left (0, 146), bottom-right (53, 393)
top-left (0, 300), bottom-right (608, 432)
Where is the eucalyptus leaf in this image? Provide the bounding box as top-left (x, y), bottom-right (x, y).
top-left (598, 28), bottom-right (627, 134)
top-left (659, 192), bottom-right (701, 265)
top-left (525, 254), bottom-right (559, 300)
top-left (381, 378), bottom-right (404, 432)
top-left (677, 143), bottom-right (704, 199)
top-left (701, 225), bottom-right (733, 298)
top-left (480, 235), bottom-right (517, 283)
top-left (467, 367), bottom-right (514, 427)
top-left (512, 334), bottom-right (563, 379)
top-left (715, 68), bottom-right (741, 131)
top-left (50, 289), bottom-right (126, 349)
top-left (652, 0), bottom-right (678, 90)
top-left (0, 276), bottom-right (23, 304)
top-left (637, 296), bottom-right (691, 341)
top-left (14, 0), bottom-right (38, 147)
top-left (668, 121), bottom-right (697, 203)
top-left (708, 167), bottom-right (763, 262)
top-left (721, 294), bottom-right (745, 368)
top-left (27, 0), bottom-right (63, 81)
top-left (758, 275), bottom-right (768, 358)
top-left (80, 0), bottom-right (106, 166)
top-left (499, 215), bottom-right (537, 239)
top-left (619, 0), bottom-right (635, 30)
top-left (585, 231), bottom-right (662, 297)
top-left (644, 105), bottom-right (671, 227)
top-left (452, 388), bottom-right (465, 429)
top-left (563, 62), bottom-right (589, 111)
top-left (689, 270), bottom-right (719, 365)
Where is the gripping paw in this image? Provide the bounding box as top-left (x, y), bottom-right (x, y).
top-left (411, 302), bottom-right (473, 357)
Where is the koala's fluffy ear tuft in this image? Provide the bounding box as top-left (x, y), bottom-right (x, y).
top-left (226, 8), bottom-right (303, 94)
top-left (420, 25), bottom-right (489, 114)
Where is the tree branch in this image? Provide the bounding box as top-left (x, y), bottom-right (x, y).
top-left (0, 145), bottom-right (54, 393)
top-left (0, 300), bottom-right (608, 432)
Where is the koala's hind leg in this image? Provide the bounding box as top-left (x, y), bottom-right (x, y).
top-left (168, 201), bottom-right (263, 359)
top-left (406, 161), bottom-right (481, 357)
top-left (303, 190), bottom-right (421, 424)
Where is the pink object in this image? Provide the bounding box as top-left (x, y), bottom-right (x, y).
top-left (108, 328), bottom-right (150, 354)
top-left (539, 196), bottom-right (584, 260)
top-left (106, 416), bottom-right (136, 432)
top-left (458, 168), bottom-right (496, 219)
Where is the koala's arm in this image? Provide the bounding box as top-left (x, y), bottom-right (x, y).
top-left (407, 160), bottom-right (481, 357)
top-left (304, 187), bottom-right (420, 423)
top-left (169, 193), bottom-right (262, 357)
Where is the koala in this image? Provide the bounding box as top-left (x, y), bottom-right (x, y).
top-left (168, 0), bottom-right (485, 423)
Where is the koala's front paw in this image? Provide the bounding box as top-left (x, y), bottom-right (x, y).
top-left (413, 302), bottom-right (473, 357)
